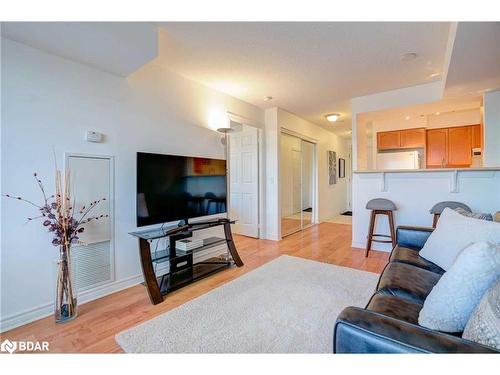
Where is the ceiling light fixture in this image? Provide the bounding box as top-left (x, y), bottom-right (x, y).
top-left (435, 112), bottom-right (441, 115)
top-left (429, 72), bottom-right (441, 78)
top-left (405, 115), bottom-right (411, 120)
top-left (263, 96), bottom-right (273, 101)
top-left (401, 52), bottom-right (418, 62)
top-left (325, 113), bottom-right (340, 122)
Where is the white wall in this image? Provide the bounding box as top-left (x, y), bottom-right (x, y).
top-left (483, 90), bottom-right (500, 167)
top-left (352, 170), bottom-right (500, 251)
top-left (264, 107), bottom-right (280, 240)
top-left (0, 38), bottom-right (265, 331)
top-left (427, 108), bottom-right (481, 128)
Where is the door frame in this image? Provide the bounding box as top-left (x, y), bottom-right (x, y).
top-left (227, 112), bottom-right (264, 239)
top-left (279, 128), bottom-right (319, 238)
top-left (64, 152), bottom-right (116, 290)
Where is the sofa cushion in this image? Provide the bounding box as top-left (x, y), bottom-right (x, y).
top-left (376, 262), bottom-right (442, 304)
top-left (463, 279), bottom-right (500, 350)
top-left (420, 208), bottom-right (500, 270)
top-left (367, 294), bottom-right (423, 325)
top-left (418, 241), bottom-right (500, 333)
top-left (390, 245), bottom-right (444, 275)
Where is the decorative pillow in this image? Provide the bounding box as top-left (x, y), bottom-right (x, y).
top-left (463, 279), bottom-right (500, 350)
top-left (419, 208), bottom-right (500, 270)
top-left (418, 241), bottom-right (500, 333)
top-left (454, 207), bottom-right (493, 221)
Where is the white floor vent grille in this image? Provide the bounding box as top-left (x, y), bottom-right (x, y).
top-left (72, 240), bottom-right (113, 292)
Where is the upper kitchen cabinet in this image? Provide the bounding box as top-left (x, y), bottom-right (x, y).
top-left (471, 124), bottom-right (482, 149)
top-left (400, 128), bottom-right (426, 148)
top-left (377, 130), bottom-right (401, 150)
top-left (377, 128), bottom-right (425, 151)
top-left (426, 125), bottom-right (479, 168)
top-left (448, 126), bottom-right (472, 167)
top-left (426, 128), bottom-right (448, 168)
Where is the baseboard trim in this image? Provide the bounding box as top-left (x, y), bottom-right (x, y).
top-left (1, 245), bottom-right (231, 333)
top-left (0, 274), bottom-right (144, 333)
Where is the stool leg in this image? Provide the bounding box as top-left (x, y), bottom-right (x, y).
top-left (365, 211), bottom-right (376, 257)
top-left (432, 214), bottom-right (439, 228)
top-left (388, 210), bottom-right (396, 248)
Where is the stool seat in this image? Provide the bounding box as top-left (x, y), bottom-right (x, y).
top-left (366, 198), bottom-right (397, 211)
top-left (429, 201), bottom-right (471, 214)
top-left (365, 198), bottom-right (397, 257)
top-left (429, 201), bottom-right (471, 228)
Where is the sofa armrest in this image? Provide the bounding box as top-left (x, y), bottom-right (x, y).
top-left (334, 307), bottom-right (497, 353)
top-left (396, 226), bottom-right (434, 250)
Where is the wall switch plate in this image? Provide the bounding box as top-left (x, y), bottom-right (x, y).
top-left (86, 131), bottom-right (103, 143)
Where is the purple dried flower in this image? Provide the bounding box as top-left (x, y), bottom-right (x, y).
top-left (51, 202), bottom-right (58, 209)
top-left (52, 238), bottom-right (61, 246)
top-left (78, 228), bottom-right (84, 233)
top-left (43, 220), bottom-right (51, 226)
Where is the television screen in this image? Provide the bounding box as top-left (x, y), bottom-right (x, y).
top-left (137, 152), bottom-right (227, 227)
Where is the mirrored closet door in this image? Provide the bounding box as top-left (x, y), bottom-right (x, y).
top-left (280, 132), bottom-right (315, 237)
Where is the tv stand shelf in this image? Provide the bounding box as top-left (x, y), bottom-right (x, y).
top-left (130, 218), bottom-right (243, 305)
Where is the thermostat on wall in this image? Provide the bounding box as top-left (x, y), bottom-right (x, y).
top-left (85, 131), bottom-right (103, 143)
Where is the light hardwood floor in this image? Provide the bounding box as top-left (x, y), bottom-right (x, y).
top-left (1, 222), bottom-right (389, 353)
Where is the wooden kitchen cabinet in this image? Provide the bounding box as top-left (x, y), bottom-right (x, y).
top-left (426, 124), bottom-right (479, 168)
top-left (448, 126), bottom-right (472, 167)
top-left (377, 131), bottom-right (401, 150)
top-left (426, 128), bottom-right (448, 168)
top-left (400, 128), bottom-right (426, 148)
top-left (471, 124), bottom-right (482, 149)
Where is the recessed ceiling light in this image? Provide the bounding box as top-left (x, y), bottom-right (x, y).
top-left (263, 96), bottom-right (273, 101)
top-left (435, 112), bottom-right (441, 115)
top-left (429, 72), bottom-right (441, 78)
top-left (405, 115), bottom-right (411, 120)
top-left (401, 53), bottom-right (418, 62)
top-left (325, 113), bottom-right (340, 122)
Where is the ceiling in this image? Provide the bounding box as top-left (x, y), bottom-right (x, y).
top-left (3, 22), bottom-right (497, 139)
top-left (156, 22), bottom-right (452, 137)
top-left (444, 22), bottom-right (500, 98)
top-left (1, 22), bottom-right (158, 76)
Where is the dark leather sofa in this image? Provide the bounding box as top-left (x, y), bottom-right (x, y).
top-left (334, 226), bottom-right (499, 353)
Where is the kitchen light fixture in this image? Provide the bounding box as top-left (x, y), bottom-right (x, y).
top-left (325, 113), bottom-right (340, 122)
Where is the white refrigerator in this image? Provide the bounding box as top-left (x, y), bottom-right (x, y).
top-left (376, 151), bottom-right (420, 170)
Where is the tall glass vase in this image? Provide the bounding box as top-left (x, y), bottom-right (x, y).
top-left (55, 244), bottom-right (77, 323)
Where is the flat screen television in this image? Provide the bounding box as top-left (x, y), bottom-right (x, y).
top-left (137, 152), bottom-right (227, 227)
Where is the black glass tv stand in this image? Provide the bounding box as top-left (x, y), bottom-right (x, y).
top-left (129, 218), bottom-right (243, 305)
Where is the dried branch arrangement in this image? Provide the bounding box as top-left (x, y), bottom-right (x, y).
top-left (4, 170), bottom-right (108, 321)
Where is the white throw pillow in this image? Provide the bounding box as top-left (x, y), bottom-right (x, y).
top-left (463, 279), bottom-right (500, 350)
top-left (418, 241), bottom-right (500, 333)
top-left (420, 207), bottom-right (500, 270)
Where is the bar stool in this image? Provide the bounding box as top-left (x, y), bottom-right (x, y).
top-left (429, 201), bottom-right (471, 228)
top-left (365, 198), bottom-right (397, 257)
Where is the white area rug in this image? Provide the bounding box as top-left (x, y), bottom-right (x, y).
top-left (116, 255), bottom-right (378, 353)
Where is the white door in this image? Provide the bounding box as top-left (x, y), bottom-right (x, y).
top-left (229, 124), bottom-right (259, 237)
